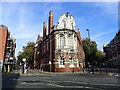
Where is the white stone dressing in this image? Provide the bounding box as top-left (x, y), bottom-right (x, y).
top-left (57, 12), bottom-right (76, 30)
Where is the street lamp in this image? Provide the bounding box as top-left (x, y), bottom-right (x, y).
top-left (86, 29), bottom-right (90, 42)
top-left (86, 29), bottom-right (93, 68)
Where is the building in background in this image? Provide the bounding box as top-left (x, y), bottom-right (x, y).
top-left (103, 30), bottom-right (120, 68)
top-left (34, 11), bottom-right (85, 72)
top-left (0, 25), bottom-right (16, 73)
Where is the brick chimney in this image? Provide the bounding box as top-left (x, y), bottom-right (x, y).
top-left (77, 28), bottom-right (82, 43)
top-left (48, 11), bottom-right (53, 34)
top-left (43, 22), bottom-right (47, 40)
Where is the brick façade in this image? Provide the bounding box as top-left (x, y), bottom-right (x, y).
top-left (34, 11), bottom-right (85, 72)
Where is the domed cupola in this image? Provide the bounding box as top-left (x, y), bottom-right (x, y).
top-left (56, 12), bottom-right (76, 30)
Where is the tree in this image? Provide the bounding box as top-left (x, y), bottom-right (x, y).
top-left (95, 50), bottom-right (104, 66)
top-left (17, 42), bottom-right (35, 68)
top-left (82, 38), bottom-right (104, 66)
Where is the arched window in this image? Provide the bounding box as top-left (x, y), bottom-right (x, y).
top-left (60, 34), bottom-right (65, 49)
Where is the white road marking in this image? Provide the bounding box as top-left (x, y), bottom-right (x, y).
top-left (85, 87), bottom-right (91, 88)
top-left (109, 73), bottom-right (114, 76)
top-left (90, 83), bottom-right (116, 86)
top-left (21, 82), bottom-right (26, 84)
top-left (47, 83), bottom-right (64, 87)
top-left (21, 82), bottom-right (45, 85)
top-left (115, 74), bottom-right (119, 77)
top-left (65, 86), bottom-right (84, 88)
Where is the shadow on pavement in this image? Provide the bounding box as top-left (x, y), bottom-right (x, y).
top-left (2, 72), bottom-right (20, 89)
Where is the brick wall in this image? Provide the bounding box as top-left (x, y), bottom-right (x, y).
top-left (0, 26), bottom-right (8, 61)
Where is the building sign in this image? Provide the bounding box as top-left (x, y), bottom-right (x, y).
top-left (0, 60), bottom-right (3, 72)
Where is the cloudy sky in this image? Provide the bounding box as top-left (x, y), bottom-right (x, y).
top-left (1, 1), bottom-right (118, 57)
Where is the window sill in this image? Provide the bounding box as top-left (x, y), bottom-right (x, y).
top-left (59, 65), bottom-right (65, 68)
top-left (69, 65), bottom-right (74, 67)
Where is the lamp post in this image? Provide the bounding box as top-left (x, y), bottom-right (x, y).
top-left (86, 29), bottom-right (94, 73)
top-left (86, 29), bottom-right (91, 63)
top-left (87, 29), bottom-right (90, 42)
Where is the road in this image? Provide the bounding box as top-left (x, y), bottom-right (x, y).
top-left (2, 69), bottom-right (120, 90)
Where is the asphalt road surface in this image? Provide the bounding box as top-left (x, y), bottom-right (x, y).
top-left (2, 70), bottom-right (120, 90)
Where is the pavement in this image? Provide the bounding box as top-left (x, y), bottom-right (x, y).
top-left (11, 68), bottom-right (120, 77)
top-left (2, 68), bottom-right (120, 89)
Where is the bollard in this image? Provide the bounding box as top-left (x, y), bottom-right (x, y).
top-left (8, 65), bottom-right (11, 73)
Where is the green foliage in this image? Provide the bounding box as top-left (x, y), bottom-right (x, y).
top-left (17, 42), bottom-right (35, 67)
top-left (17, 60), bottom-right (21, 65)
top-left (82, 38), bottom-right (104, 66)
top-left (95, 50), bottom-right (104, 65)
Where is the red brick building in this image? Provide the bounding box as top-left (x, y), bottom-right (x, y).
top-left (0, 25), bottom-right (16, 72)
top-left (34, 11), bottom-right (85, 72)
top-left (0, 25), bottom-right (8, 71)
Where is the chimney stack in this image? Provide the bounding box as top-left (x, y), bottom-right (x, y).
top-left (43, 22), bottom-right (47, 39)
top-left (48, 11), bottom-right (53, 34)
top-left (77, 28), bottom-right (82, 43)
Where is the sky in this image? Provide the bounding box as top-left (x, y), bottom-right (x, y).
top-left (1, 1), bottom-right (118, 57)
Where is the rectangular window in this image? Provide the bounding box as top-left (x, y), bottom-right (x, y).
top-left (60, 35), bottom-right (64, 49)
top-left (68, 35), bottom-right (73, 49)
top-left (69, 57), bottom-right (74, 67)
top-left (59, 56), bottom-right (65, 67)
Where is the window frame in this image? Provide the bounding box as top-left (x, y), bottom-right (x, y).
top-left (60, 34), bottom-right (65, 49)
top-left (59, 56), bottom-right (65, 67)
top-left (69, 56), bottom-right (74, 67)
